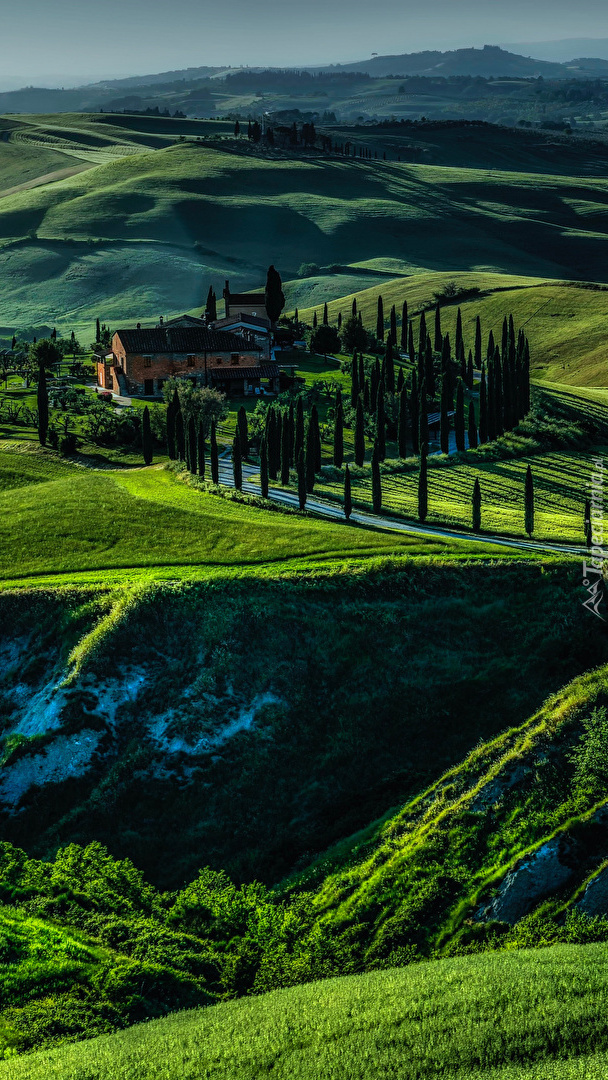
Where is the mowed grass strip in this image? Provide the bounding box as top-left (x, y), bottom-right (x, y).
top-left (317, 449), bottom-right (594, 543)
top-left (0, 447), bottom-right (477, 581)
top-left (7, 944), bottom-right (608, 1079)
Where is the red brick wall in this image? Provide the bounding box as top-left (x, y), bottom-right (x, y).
top-left (111, 334), bottom-right (260, 393)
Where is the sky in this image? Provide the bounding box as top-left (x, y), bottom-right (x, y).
top-left (3, 0), bottom-right (608, 88)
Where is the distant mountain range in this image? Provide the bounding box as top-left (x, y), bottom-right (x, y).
top-left (503, 39), bottom-right (608, 64)
top-left (2, 46), bottom-right (608, 118)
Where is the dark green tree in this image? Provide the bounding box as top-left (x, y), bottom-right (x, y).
top-left (295, 397), bottom-right (305, 461)
top-left (166, 391), bottom-right (177, 459)
top-left (410, 369), bottom-right (419, 454)
top-left (260, 437), bottom-right (269, 498)
top-left (468, 401), bottom-right (478, 450)
top-left (371, 441), bottom-right (382, 513)
top-left (434, 304), bottom-right (442, 352)
top-left (474, 315), bottom-right (482, 370)
top-left (210, 419), bottom-right (219, 484)
top-left (205, 286), bottom-right (217, 322)
top-left (455, 380), bottom-right (465, 452)
top-left (390, 304), bottom-right (397, 343)
top-left (418, 442), bottom-right (428, 523)
top-left (418, 379), bottom-right (428, 457)
top-left (237, 406), bottom-right (248, 459)
top-left (232, 433), bottom-right (242, 491)
top-left (37, 362), bottom-right (49, 447)
top-left (479, 364), bottom-right (488, 445)
top-left (265, 265), bottom-right (285, 325)
top-left (344, 464), bottom-right (352, 520)
top-left (455, 307), bottom-right (464, 363)
top-left (333, 392), bottom-right (344, 468)
top-left (188, 417), bottom-right (197, 475)
top-left (95, 318), bottom-right (101, 344)
top-left (398, 387), bottom-right (408, 458)
top-left (281, 415), bottom-right (290, 485)
top-left (197, 420), bottom-right (205, 478)
top-left (297, 448), bottom-right (307, 509)
top-left (525, 464), bottom-right (534, 537)
top-left (472, 477), bottom-right (481, 532)
top-left (355, 398), bottom-right (365, 466)
top-left (440, 371), bottom-right (450, 455)
top-left (376, 294), bottom-right (384, 341)
top-left (142, 405), bottom-right (153, 465)
top-left (310, 324), bottom-right (341, 358)
top-left (323, 302), bottom-right (329, 326)
top-left (175, 407), bottom-right (185, 462)
top-left (376, 380), bottom-right (386, 460)
top-left (401, 301), bottom-right (408, 351)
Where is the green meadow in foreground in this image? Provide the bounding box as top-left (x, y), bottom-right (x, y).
top-left (0, 444), bottom-right (486, 587)
top-left (5, 945), bottom-right (608, 1079)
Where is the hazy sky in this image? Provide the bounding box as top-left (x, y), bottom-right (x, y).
top-left (4, 0), bottom-right (608, 86)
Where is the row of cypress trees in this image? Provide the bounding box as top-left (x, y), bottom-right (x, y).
top-left (166, 390), bottom-right (220, 482)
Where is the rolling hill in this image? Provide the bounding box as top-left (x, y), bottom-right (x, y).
top-left (2, 115), bottom-right (608, 342)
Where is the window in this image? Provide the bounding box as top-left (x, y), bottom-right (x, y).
top-left (187, 355), bottom-right (195, 368)
top-left (143, 356), bottom-right (152, 368)
top-left (231, 353), bottom-right (239, 366)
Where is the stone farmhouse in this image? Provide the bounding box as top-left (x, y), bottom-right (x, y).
top-left (97, 315), bottom-right (279, 397)
top-left (211, 312), bottom-right (272, 360)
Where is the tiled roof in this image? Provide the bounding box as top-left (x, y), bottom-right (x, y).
top-left (114, 327), bottom-right (261, 354)
top-left (210, 365), bottom-right (279, 382)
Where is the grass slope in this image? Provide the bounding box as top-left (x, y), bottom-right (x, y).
top-left (7, 944), bottom-right (608, 1078)
top-left (3, 118), bottom-right (608, 330)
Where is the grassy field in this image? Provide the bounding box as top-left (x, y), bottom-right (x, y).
top-left (7, 944), bottom-right (608, 1078)
top-left (3, 116), bottom-right (608, 333)
top-left (0, 443), bottom-right (483, 587)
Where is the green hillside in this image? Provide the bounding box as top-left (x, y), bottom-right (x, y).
top-left (6, 945), bottom-right (608, 1078)
top-left (3, 116), bottom-right (608, 333)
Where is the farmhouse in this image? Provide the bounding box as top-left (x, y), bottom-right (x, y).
top-left (98, 322), bottom-right (279, 397)
top-left (223, 279), bottom-right (267, 319)
top-left (211, 312), bottom-right (272, 359)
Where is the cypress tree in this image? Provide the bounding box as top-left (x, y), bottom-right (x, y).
top-left (355, 398), bottom-right (365, 466)
top-left (371, 441), bottom-right (382, 513)
top-left (418, 443), bottom-right (428, 523)
top-left (418, 311), bottom-right (427, 365)
top-left (425, 335), bottom-right (435, 397)
top-left (397, 366), bottom-right (404, 393)
top-left (440, 371), bottom-right (450, 455)
top-left (401, 301), bottom-right (408, 351)
top-left (434, 305), bottom-right (442, 352)
top-left (479, 364), bottom-right (488, 445)
top-left (288, 403), bottom-right (295, 464)
top-left (352, 297), bottom-right (357, 317)
top-left (418, 379), bottom-right (428, 458)
top-left (311, 404), bottom-right (321, 471)
top-left (467, 350), bottom-right (474, 390)
top-left (384, 338), bottom-right (395, 394)
top-left (376, 379), bottom-right (386, 461)
top-left (175, 407), bottom-right (185, 462)
top-left (398, 387), bottom-right (408, 458)
top-left (260, 437), bottom-right (269, 498)
top-left (95, 318), bottom-right (101, 344)
top-left (37, 362), bottom-right (48, 447)
top-left (281, 415), bottom-right (290, 485)
top-left (408, 321), bottom-right (415, 364)
top-left (441, 333), bottom-right (452, 392)
top-left (306, 422), bottom-right (316, 492)
top-left (344, 464), bottom-right (352, 520)
top-left (297, 448), bottom-right (307, 509)
top-left (197, 420), bottom-right (205, 478)
top-left (237, 406), bottom-right (248, 459)
top-left (363, 378), bottom-right (371, 413)
top-left (474, 315), bottom-right (482, 370)
top-left (376, 295), bottom-right (384, 341)
top-left (455, 308), bottom-right (464, 363)
top-left (410, 369), bottom-right (419, 455)
top-left (501, 317), bottom-right (508, 362)
top-left (295, 397), bottom-right (305, 461)
top-left (472, 477), bottom-right (481, 532)
top-left (232, 433), bottom-right (242, 491)
top-left (390, 304), bottom-right (397, 343)
top-left (267, 409), bottom-right (278, 480)
top-left (585, 497), bottom-right (592, 547)
top-left (210, 419), bottom-right (219, 484)
top-left (323, 302), bottom-right (329, 326)
top-left (188, 417), bottom-right (197, 475)
top-left (487, 358), bottom-right (496, 442)
top-left (523, 339), bottom-right (531, 414)
top-left (142, 405), bottom-right (153, 465)
top-left (525, 464), bottom-right (534, 537)
top-left (333, 393), bottom-right (344, 468)
top-left (455, 380), bottom-right (465, 452)
top-left (313, 310), bottom-right (318, 329)
top-left (166, 396), bottom-right (176, 460)
top-left (351, 351), bottom-right (359, 408)
top-left (468, 401), bottom-right (478, 450)
top-left (487, 329), bottom-right (495, 361)
top-left (338, 311), bottom-right (342, 330)
top-left (493, 346), bottom-right (504, 437)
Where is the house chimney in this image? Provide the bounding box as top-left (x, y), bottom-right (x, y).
top-left (137, 322), bottom-right (141, 329)
top-left (159, 315), bottom-right (164, 326)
